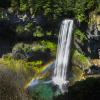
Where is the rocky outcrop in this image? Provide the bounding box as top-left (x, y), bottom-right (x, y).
top-left (88, 11), bottom-right (100, 39)
top-left (0, 9), bottom-right (47, 39)
top-left (87, 11), bottom-right (100, 58)
top-left (96, 14), bottom-right (100, 31)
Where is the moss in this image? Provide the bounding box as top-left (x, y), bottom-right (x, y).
top-left (40, 40), bottom-right (57, 57)
top-left (72, 50), bottom-right (91, 69)
top-left (16, 25), bottom-right (25, 34)
top-left (0, 54), bottom-right (50, 81)
top-left (70, 66), bottom-right (85, 84)
top-left (71, 50), bottom-right (91, 84)
top-left (13, 43), bottom-right (32, 53)
top-left (74, 29), bottom-right (87, 43)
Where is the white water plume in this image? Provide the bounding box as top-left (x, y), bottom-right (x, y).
top-left (52, 19), bottom-right (73, 93)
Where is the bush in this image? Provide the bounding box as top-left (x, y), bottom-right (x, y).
top-left (33, 26), bottom-right (44, 37)
top-left (46, 31), bottom-right (52, 36)
top-left (19, 0), bottom-right (28, 12)
top-left (16, 25), bottom-right (25, 34)
top-left (12, 43), bottom-right (33, 60)
top-left (74, 29), bottom-right (87, 43)
top-left (71, 66), bottom-right (84, 83)
top-left (2, 53), bottom-right (12, 60)
top-left (72, 50), bottom-right (91, 69)
top-left (32, 40), bottom-right (57, 58)
top-left (16, 25), bottom-right (33, 39)
top-left (25, 22), bottom-right (33, 32)
top-left (40, 40), bottom-right (57, 57)
top-left (29, 61), bottom-right (43, 67)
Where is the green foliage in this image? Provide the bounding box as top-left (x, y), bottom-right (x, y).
top-left (16, 25), bottom-right (25, 34)
top-left (46, 31), bottom-right (52, 36)
top-left (10, 0), bottom-right (19, 10)
top-left (74, 29), bottom-right (87, 42)
top-left (74, 0), bottom-right (86, 22)
top-left (71, 66), bottom-right (84, 83)
top-left (0, 54), bottom-right (44, 78)
top-left (33, 26), bottom-right (43, 37)
top-left (25, 22), bottom-right (33, 31)
top-left (0, 0), bottom-right (99, 25)
top-left (74, 0), bottom-right (97, 22)
top-left (33, 40), bottom-right (57, 57)
top-left (2, 53), bottom-right (12, 60)
top-left (28, 61), bottom-right (43, 67)
top-left (0, 0), bottom-right (99, 22)
top-left (13, 43), bottom-right (33, 54)
top-left (40, 40), bottom-right (57, 57)
top-left (16, 24), bottom-right (33, 38)
top-left (72, 50), bottom-right (91, 69)
top-left (30, 0), bottom-right (98, 22)
top-left (33, 44), bottom-right (42, 51)
top-left (71, 50), bottom-right (91, 83)
top-left (19, 0), bottom-right (28, 12)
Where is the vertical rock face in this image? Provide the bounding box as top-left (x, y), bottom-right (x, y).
top-left (87, 11), bottom-right (100, 59)
top-left (96, 14), bottom-right (100, 32)
top-left (89, 12), bottom-right (100, 37)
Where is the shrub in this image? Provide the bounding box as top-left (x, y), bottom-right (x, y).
top-left (72, 50), bottom-right (91, 69)
top-left (2, 53), bottom-right (12, 60)
top-left (74, 29), bottom-right (87, 43)
top-left (33, 44), bottom-right (43, 51)
top-left (46, 31), bottom-right (52, 36)
top-left (12, 43), bottom-right (33, 60)
top-left (16, 25), bottom-right (25, 34)
top-left (16, 25), bottom-right (33, 39)
top-left (33, 26), bottom-right (43, 37)
top-left (71, 66), bottom-right (84, 83)
top-left (40, 40), bottom-right (57, 57)
top-left (29, 61), bottom-right (43, 67)
top-left (32, 41), bottom-right (57, 58)
top-left (19, 0), bottom-right (28, 12)
top-left (25, 22), bottom-right (33, 32)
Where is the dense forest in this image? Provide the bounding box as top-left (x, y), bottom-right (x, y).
top-left (0, 0), bottom-right (100, 100)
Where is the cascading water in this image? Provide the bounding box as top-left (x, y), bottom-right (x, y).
top-left (52, 19), bottom-right (73, 93)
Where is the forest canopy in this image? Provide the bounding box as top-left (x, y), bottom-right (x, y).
top-left (0, 0), bottom-right (99, 22)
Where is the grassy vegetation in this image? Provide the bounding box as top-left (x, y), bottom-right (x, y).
top-left (0, 57), bottom-right (45, 77)
top-left (71, 66), bottom-right (84, 84)
top-left (74, 29), bottom-right (87, 43)
top-left (70, 50), bottom-right (91, 84)
top-left (72, 50), bottom-right (91, 69)
top-left (0, 63), bottom-right (31, 100)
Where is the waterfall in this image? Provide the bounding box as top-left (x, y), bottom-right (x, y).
top-left (52, 19), bottom-right (73, 93)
